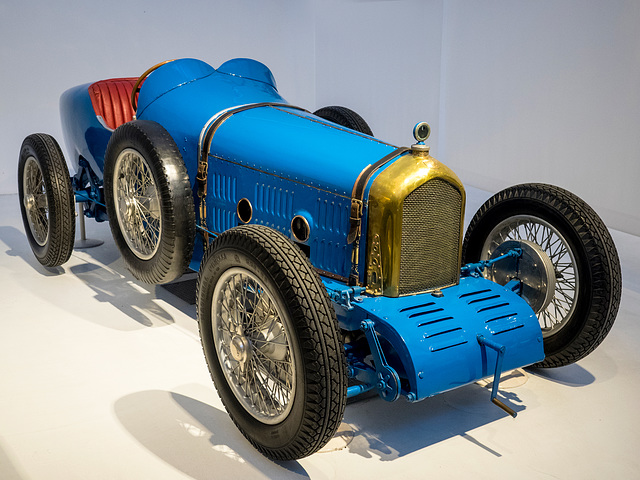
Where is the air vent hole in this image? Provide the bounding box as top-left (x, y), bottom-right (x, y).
top-left (291, 215), bottom-right (311, 243)
top-left (237, 198), bottom-right (252, 223)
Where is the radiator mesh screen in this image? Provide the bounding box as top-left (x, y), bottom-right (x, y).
top-left (399, 179), bottom-right (462, 295)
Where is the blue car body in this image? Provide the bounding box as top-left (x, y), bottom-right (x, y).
top-left (58, 57), bottom-right (544, 406)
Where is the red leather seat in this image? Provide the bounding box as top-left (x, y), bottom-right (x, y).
top-left (88, 78), bottom-right (137, 131)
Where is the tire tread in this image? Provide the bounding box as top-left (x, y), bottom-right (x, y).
top-left (197, 225), bottom-right (347, 460)
top-left (104, 120), bottom-right (195, 284)
top-left (463, 183), bottom-right (621, 367)
top-left (18, 133), bottom-right (75, 267)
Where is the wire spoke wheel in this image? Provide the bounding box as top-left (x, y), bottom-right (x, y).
top-left (481, 215), bottom-right (578, 337)
top-left (113, 148), bottom-right (161, 260)
top-left (22, 156), bottom-right (49, 247)
top-left (18, 134), bottom-right (75, 268)
top-left (463, 183), bottom-right (621, 367)
top-left (104, 120), bottom-right (195, 284)
top-left (213, 267), bottom-right (295, 424)
top-left (197, 225), bottom-right (347, 460)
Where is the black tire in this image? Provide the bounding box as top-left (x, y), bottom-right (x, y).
top-left (104, 120), bottom-right (195, 284)
top-left (462, 183), bottom-right (621, 367)
top-left (18, 134), bottom-right (75, 267)
top-left (314, 105), bottom-right (374, 136)
top-left (197, 225), bottom-right (347, 460)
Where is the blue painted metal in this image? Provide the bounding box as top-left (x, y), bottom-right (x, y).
top-left (217, 58), bottom-right (278, 89)
top-left (137, 60), bottom-right (396, 198)
top-left (133, 59), bottom-right (397, 279)
top-left (58, 58), bottom-right (398, 279)
top-left (60, 82), bottom-right (112, 179)
top-left (347, 383), bottom-right (376, 398)
top-left (323, 281), bottom-right (365, 310)
top-left (477, 334), bottom-right (518, 417)
top-left (334, 275), bottom-right (545, 402)
top-left (460, 247), bottom-right (523, 278)
top-left (361, 319), bottom-right (401, 402)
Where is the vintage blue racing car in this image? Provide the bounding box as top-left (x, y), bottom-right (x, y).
top-left (18, 58), bottom-right (621, 460)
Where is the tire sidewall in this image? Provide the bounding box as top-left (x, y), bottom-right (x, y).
top-left (314, 106), bottom-right (373, 136)
top-left (18, 135), bottom-right (74, 266)
top-left (464, 194), bottom-right (593, 358)
top-left (198, 241), bottom-right (309, 451)
top-left (104, 120), bottom-right (194, 284)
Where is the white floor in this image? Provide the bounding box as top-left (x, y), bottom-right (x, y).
top-left (1, 188), bottom-right (639, 480)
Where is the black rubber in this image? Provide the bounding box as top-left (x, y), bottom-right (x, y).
top-left (462, 183), bottom-right (621, 367)
top-left (314, 106), bottom-right (374, 136)
top-left (197, 225), bottom-right (347, 460)
top-left (18, 134), bottom-right (75, 268)
top-left (104, 120), bottom-right (195, 284)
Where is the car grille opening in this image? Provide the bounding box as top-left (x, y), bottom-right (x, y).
top-left (399, 179), bottom-right (462, 295)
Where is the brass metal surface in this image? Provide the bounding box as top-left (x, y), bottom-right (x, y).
top-left (365, 151), bottom-right (465, 297)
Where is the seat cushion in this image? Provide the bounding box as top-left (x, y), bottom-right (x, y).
top-left (88, 78), bottom-right (137, 131)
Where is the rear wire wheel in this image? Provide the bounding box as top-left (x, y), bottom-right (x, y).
top-left (462, 183), bottom-right (621, 367)
top-left (104, 120), bottom-right (195, 284)
top-left (197, 225), bottom-right (347, 460)
top-left (18, 134), bottom-right (75, 267)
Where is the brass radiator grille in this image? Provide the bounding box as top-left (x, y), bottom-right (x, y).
top-left (399, 179), bottom-right (462, 295)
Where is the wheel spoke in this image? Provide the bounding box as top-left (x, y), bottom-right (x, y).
top-left (212, 268), bottom-right (295, 424)
top-left (482, 215), bottom-right (579, 337)
top-left (23, 157), bottom-right (50, 246)
top-left (113, 149), bottom-right (162, 260)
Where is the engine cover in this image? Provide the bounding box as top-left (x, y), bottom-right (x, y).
top-left (348, 276), bottom-right (545, 401)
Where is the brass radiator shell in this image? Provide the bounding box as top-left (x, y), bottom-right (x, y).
top-left (365, 152), bottom-right (465, 297)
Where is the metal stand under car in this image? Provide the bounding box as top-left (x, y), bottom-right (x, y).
top-left (74, 202), bottom-right (103, 249)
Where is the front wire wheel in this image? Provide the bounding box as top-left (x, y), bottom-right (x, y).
top-left (481, 215), bottom-right (578, 338)
top-left (197, 225), bottom-right (347, 460)
top-left (213, 267), bottom-right (296, 424)
top-left (463, 183), bottom-right (621, 367)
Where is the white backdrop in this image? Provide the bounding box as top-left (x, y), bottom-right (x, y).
top-left (2, 0), bottom-right (638, 234)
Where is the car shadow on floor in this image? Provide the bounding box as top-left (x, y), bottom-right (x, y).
top-left (526, 363), bottom-right (596, 387)
top-left (69, 262), bottom-right (177, 329)
top-left (0, 225), bottom-right (67, 277)
top-left (0, 224), bottom-right (177, 330)
top-left (114, 389), bottom-right (311, 479)
top-left (113, 383), bottom-right (531, 471)
top-left (340, 383), bottom-right (521, 461)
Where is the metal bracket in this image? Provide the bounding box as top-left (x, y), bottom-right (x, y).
top-left (72, 159), bottom-right (108, 223)
top-left (361, 319), bottom-right (400, 402)
top-left (461, 248), bottom-right (522, 278)
top-left (477, 335), bottom-right (517, 418)
top-left (326, 285), bottom-right (365, 311)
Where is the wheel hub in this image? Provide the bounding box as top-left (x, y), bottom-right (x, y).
top-left (488, 239), bottom-right (556, 314)
top-left (230, 335), bottom-right (251, 363)
top-left (255, 317), bottom-right (287, 361)
top-left (124, 197), bottom-right (136, 220)
top-left (481, 214), bottom-right (578, 337)
top-left (22, 156), bottom-right (49, 247)
top-left (24, 193), bottom-right (36, 211)
top-left (212, 267), bottom-right (296, 424)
